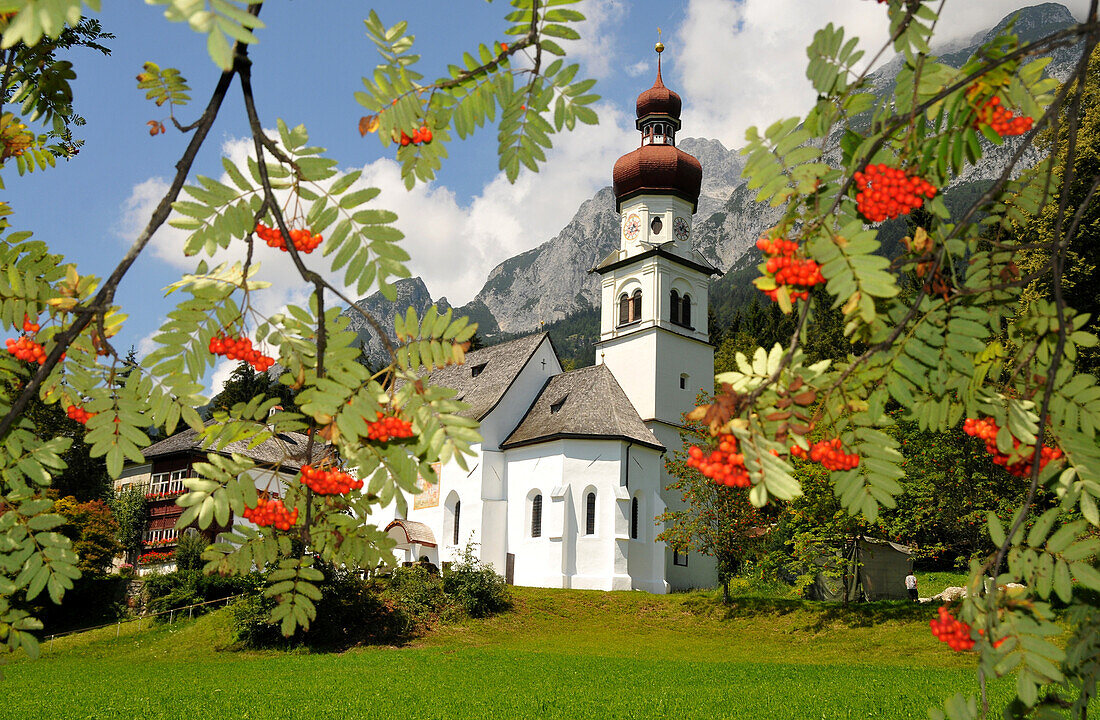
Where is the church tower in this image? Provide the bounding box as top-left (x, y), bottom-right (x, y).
top-left (594, 43), bottom-right (719, 444)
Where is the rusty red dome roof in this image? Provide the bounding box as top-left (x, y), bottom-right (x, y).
top-left (636, 62), bottom-right (681, 119)
top-left (613, 144), bottom-right (701, 211)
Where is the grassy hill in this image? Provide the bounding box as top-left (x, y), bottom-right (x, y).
top-left (6, 585), bottom-right (1010, 720)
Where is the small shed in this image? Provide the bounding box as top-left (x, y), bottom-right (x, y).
top-left (810, 537), bottom-right (914, 601)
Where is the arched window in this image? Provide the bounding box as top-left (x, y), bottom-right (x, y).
top-left (453, 500), bottom-right (461, 545)
top-left (670, 290), bottom-right (680, 324)
top-left (619, 290), bottom-right (642, 326)
top-left (681, 294), bottom-right (691, 327)
top-left (585, 492), bottom-right (596, 535)
top-left (531, 494), bottom-right (543, 538)
top-left (630, 497), bottom-right (639, 540)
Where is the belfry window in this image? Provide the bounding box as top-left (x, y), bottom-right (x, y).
top-left (670, 290), bottom-right (692, 328)
top-left (641, 120), bottom-right (675, 146)
top-left (618, 290), bottom-right (642, 326)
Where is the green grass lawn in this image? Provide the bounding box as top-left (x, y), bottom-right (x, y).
top-left (3, 587), bottom-right (1009, 720)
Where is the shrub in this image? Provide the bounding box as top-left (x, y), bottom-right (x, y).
top-left (441, 546), bottom-right (511, 618)
top-left (34, 574), bottom-right (129, 634)
top-left (386, 563), bottom-right (447, 620)
top-left (231, 565), bottom-right (408, 649)
top-left (143, 570), bottom-right (262, 616)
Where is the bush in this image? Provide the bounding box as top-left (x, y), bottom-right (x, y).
top-left (143, 569), bottom-right (263, 616)
top-left (441, 547), bottom-right (511, 618)
top-left (231, 565), bottom-right (408, 649)
top-left (34, 573), bottom-right (129, 634)
top-left (386, 563), bottom-right (447, 620)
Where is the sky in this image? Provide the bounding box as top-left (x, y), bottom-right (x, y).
top-left (3, 0), bottom-right (1089, 394)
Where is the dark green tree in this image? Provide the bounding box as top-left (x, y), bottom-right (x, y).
top-left (656, 413), bottom-right (771, 601)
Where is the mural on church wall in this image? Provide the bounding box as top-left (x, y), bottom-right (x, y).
top-left (414, 463), bottom-right (442, 509)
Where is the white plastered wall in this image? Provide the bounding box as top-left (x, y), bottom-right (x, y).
top-left (504, 438), bottom-right (667, 593)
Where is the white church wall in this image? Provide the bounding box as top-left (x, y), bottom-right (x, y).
top-left (563, 439), bottom-right (633, 591)
top-left (597, 328), bottom-right (659, 421)
top-left (623, 444), bottom-right (668, 593)
top-left (479, 337), bottom-right (561, 451)
top-left (655, 331), bottom-right (715, 426)
top-left (505, 441), bottom-right (566, 587)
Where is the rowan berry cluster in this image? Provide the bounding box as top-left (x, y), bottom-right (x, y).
top-left (21, 314), bottom-right (39, 333)
top-left (853, 164), bottom-right (936, 223)
top-left (242, 496), bottom-right (299, 530)
top-left (255, 223), bottom-right (323, 254)
top-left (300, 464), bottom-right (363, 495)
top-left (790, 438), bottom-right (861, 471)
top-left (366, 412), bottom-right (415, 443)
top-left (399, 125), bottom-right (433, 146)
top-left (67, 405), bottom-right (94, 424)
top-left (969, 90), bottom-right (1033, 137)
top-left (962, 417), bottom-right (1063, 478)
top-left (930, 606), bottom-right (975, 651)
top-left (208, 333), bottom-right (275, 372)
top-left (756, 236), bottom-right (824, 302)
top-left (6, 336), bottom-right (46, 363)
top-left (687, 435), bottom-right (751, 488)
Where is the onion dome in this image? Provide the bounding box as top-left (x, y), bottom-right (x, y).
top-left (613, 43), bottom-right (701, 212)
top-left (635, 54), bottom-right (681, 120)
top-left (613, 145), bottom-right (701, 212)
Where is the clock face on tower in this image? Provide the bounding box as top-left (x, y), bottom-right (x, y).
top-left (673, 216), bottom-right (690, 242)
top-left (623, 213), bottom-right (642, 242)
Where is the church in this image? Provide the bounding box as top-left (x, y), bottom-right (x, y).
top-left (379, 47), bottom-right (721, 593)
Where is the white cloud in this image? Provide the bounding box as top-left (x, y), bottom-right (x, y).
top-left (673, 0), bottom-right (1094, 151)
top-left (120, 105), bottom-right (635, 335)
top-left (626, 59), bottom-right (649, 78)
top-left (560, 0), bottom-right (630, 79)
top-left (360, 101), bottom-right (635, 304)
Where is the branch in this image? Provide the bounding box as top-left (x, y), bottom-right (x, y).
top-left (0, 8), bottom-right (263, 440)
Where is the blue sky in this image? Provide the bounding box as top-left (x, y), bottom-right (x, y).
top-left (3, 1), bottom-right (1087, 392)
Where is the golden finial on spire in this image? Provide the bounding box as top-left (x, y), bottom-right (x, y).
top-left (655, 27), bottom-right (664, 54)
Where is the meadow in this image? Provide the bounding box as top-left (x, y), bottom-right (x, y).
top-left (3, 582), bottom-right (1008, 720)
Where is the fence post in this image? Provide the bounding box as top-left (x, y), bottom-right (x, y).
top-left (116, 621), bottom-right (121, 638)
top-left (169, 610), bottom-right (174, 624)
top-left (189, 605), bottom-right (193, 620)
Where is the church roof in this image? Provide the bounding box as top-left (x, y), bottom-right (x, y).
top-left (501, 364), bottom-right (664, 451)
top-left (142, 420), bottom-right (325, 469)
top-left (635, 55), bottom-right (682, 120)
top-left (591, 243), bottom-right (720, 276)
top-left (613, 145), bottom-right (702, 212)
top-left (421, 332), bottom-right (549, 420)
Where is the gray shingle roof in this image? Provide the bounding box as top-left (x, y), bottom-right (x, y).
top-left (420, 332), bottom-right (549, 420)
top-left (501, 364), bottom-right (664, 451)
top-left (142, 420), bottom-right (324, 469)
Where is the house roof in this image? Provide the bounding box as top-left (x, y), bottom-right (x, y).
top-left (418, 332), bottom-right (549, 420)
top-left (501, 364), bottom-right (664, 451)
top-left (385, 519), bottom-right (437, 548)
top-left (142, 420), bottom-right (324, 470)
